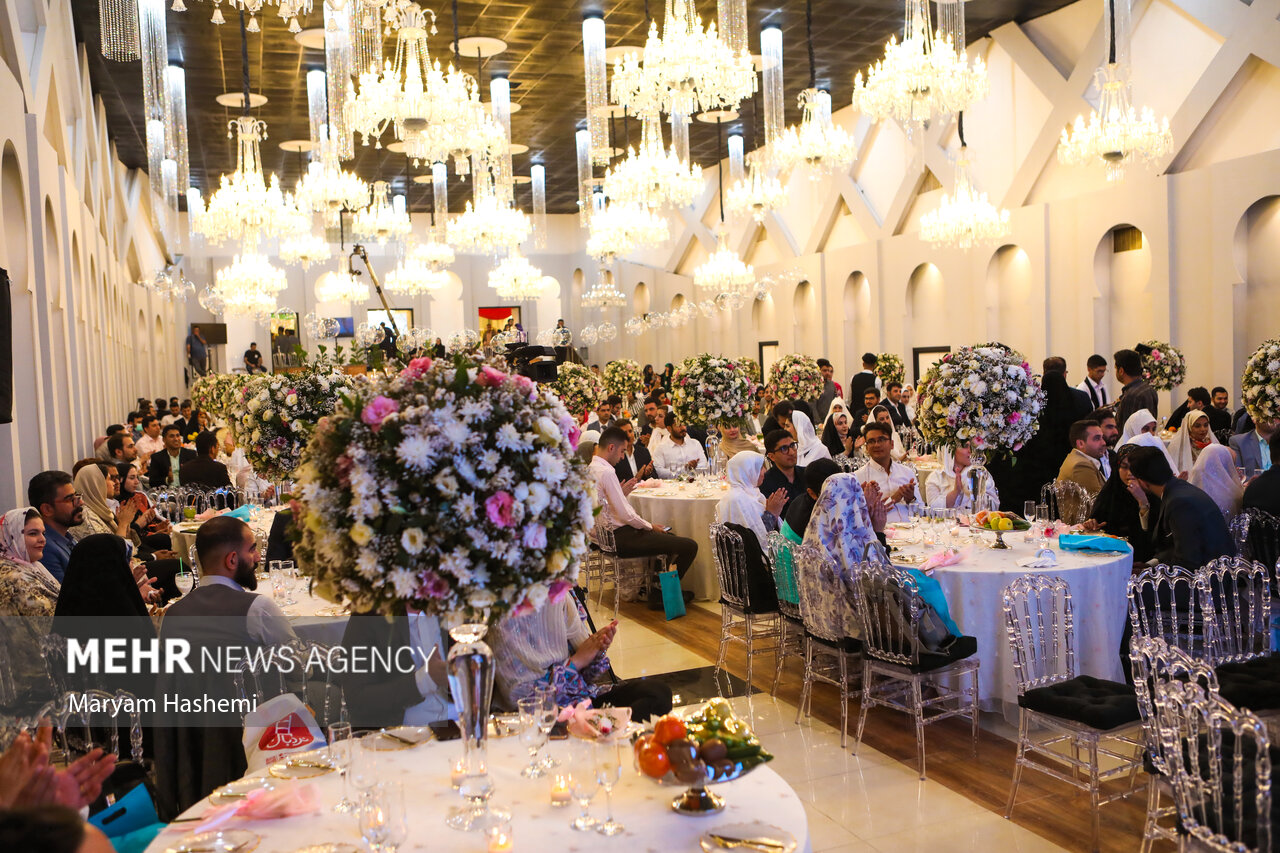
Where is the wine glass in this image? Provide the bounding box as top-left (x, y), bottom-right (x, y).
top-left (1036, 502), bottom-right (1052, 550)
top-left (534, 684), bottom-right (559, 770)
top-left (566, 738), bottom-right (598, 831)
top-left (349, 733), bottom-right (381, 800)
top-left (174, 570), bottom-right (195, 597)
top-left (358, 781), bottom-right (407, 852)
top-left (593, 740), bottom-right (624, 836)
top-left (518, 696), bottom-right (549, 778)
top-left (328, 722), bottom-right (355, 814)
top-left (1023, 500), bottom-right (1038, 542)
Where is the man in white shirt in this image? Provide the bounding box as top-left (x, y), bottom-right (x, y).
top-left (652, 417), bottom-right (707, 478)
top-left (135, 415), bottom-right (166, 463)
top-left (1077, 354), bottom-right (1110, 410)
top-left (590, 427), bottom-right (697, 608)
top-left (853, 422), bottom-right (921, 524)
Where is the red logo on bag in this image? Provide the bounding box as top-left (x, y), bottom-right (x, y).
top-left (258, 713), bottom-right (315, 751)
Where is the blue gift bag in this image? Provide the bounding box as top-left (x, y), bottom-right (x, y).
top-left (659, 570), bottom-right (686, 621)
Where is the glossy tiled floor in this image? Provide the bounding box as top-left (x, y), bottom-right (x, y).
top-left (588, 598), bottom-right (1070, 853)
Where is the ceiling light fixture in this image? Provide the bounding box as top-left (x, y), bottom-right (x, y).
top-left (695, 118), bottom-right (754, 294)
top-left (774, 0), bottom-right (856, 179)
top-left (920, 112), bottom-right (1010, 249)
top-left (603, 115), bottom-right (702, 211)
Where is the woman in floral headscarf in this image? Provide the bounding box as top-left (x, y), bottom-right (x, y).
top-left (0, 508), bottom-right (60, 713)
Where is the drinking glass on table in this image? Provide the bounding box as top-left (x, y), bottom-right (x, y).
top-left (566, 737), bottom-right (598, 831)
top-left (349, 732), bottom-right (381, 799)
top-left (1037, 503), bottom-right (1052, 550)
top-left (358, 781), bottom-right (407, 852)
top-left (593, 739), bottom-right (624, 836)
top-left (535, 684), bottom-right (559, 769)
top-left (328, 721), bottom-right (356, 813)
top-left (518, 696), bottom-right (549, 778)
top-left (1023, 500), bottom-right (1039, 542)
top-left (174, 570), bottom-right (195, 597)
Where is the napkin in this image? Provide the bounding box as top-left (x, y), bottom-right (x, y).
top-left (1058, 534), bottom-right (1132, 553)
top-left (225, 504), bottom-right (252, 522)
top-left (920, 548), bottom-right (963, 571)
top-left (1016, 551), bottom-right (1058, 568)
top-left (176, 783), bottom-right (321, 834)
top-left (194, 508), bottom-right (223, 522)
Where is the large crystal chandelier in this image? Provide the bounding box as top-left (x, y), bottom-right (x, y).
top-left (315, 252), bottom-right (370, 303)
top-left (773, 89), bottom-right (856, 180)
top-left (192, 0), bottom-right (313, 32)
top-left (585, 192), bottom-right (669, 262)
top-left (387, 225), bottom-right (454, 295)
top-left (611, 0), bottom-right (756, 118)
top-left (1057, 0), bottom-right (1170, 181)
top-left (695, 226), bottom-right (754, 294)
top-left (447, 170), bottom-right (531, 255)
top-left (297, 124), bottom-right (370, 225)
top-left (581, 267), bottom-right (628, 308)
top-left (852, 0), bottom-right (988, 127)
top-left (210, 252), bottom-right (288, 318)
top-left (920, 120), bottom-right (1010, 249)
top-left (604, 116), bottom-right (702, 211)
top-left (279, 227), bottom-right (331, 269)
top-left (353, 180), bottom-right (412, 243)
top-left (727, 154), bottom-right (787, 222)
top-left (197, 116), bottom-right (291, 246)
top-left (489, 251), bottom-right (547, 300)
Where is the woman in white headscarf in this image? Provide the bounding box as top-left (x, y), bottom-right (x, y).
top-left (716, 452), bottom-right (780, 549)
top-left (925, 444), bottom-right (1001, 510)
top-left (0, 508), bottom-right (60, 713)
top-left (1119, 408), bottom-right (1159, 444)
top-left (791, 410), bottom-right (831, 466)
top-left (1167, 409), bottom-right (1219, 476)
top-left (1188, 443), bottom-right (1243, 520)
top-left (1121, 432), bottom-right (1179, 477)
top-left (821, 398), bottom-right (851, 430)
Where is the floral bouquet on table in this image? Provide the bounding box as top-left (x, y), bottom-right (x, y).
top-left (671, 354), bottom-right (759, 428)
top-left (292, 354), bottom-right (594, 623)
top-left (603, 359), bottom-right (643, 403)
top-left (915, 343), bottom-right (1045, 454)
top-left (233, 358), bottom-right (353, 481)
top-left (1241, 339), bottom-right (1280, 423)
top-left (1139, 340), bottom-right (1186, 391)
top-left (875, 353), bottom-right (906, 387)
top-left (764, 353), bottom-right (824, 403)
top-left (553, 362), bottom-right (605, 422)
top-left (191, 373), bottom-right (249, 423)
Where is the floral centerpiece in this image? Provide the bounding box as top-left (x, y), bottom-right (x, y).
top-left (738, 357), bottom-right (762, 385)
top-left (232, 359), bottom-right (353, 481)
top-left (671, 354), bottom-right (758, 428)
top-left (1241, 339), bottom-right (1280, 423)
top-left (292, 354), bottom-right (593, 623)
top-left (764, 353), bottom-right (824, 403)
top-left (915, 343), bottom-right (1044, 453)
top-left (553, 362), bottom-right (605, 421)
top-left (1139, 340), bottom-right (1186, 391)
top-left (875, 353), bottom-right (906, 387)
top-left (190, 373), bottom-right (249, 423)
top-left (603, 359), bottom-right (643, 403)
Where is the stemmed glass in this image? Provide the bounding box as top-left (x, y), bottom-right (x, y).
top-left (1023, 500), bottom-right (1039, 542)
top-left (518, 697), bottom-right (549, 778)
top-left (593, 740), bottom-right (624, 836)
top-left (358, 781), bottom-right (407, 852)
top-left (349, 732), bottom-right (380, 802)
top-left (267, 560), bottom-right (283, 599)
top-left (1036, 503), bottom-right (1052, 550)
top-left (534, 684), bottom-right (559, 770)
top-left (566, 737), bottom-right (598, 831)
top-left (174, 569), bottom-right (195, 597)
top-left (328, 722), bottom-right (355, 814)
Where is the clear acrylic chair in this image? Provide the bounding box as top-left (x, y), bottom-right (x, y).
top-left (1128, 564), bottom-right (1214, 661)
top-left (1040, 479), bottom-right (1094, 525)
top-left (1197, 556), bottom-right (1272, 665)
top-left (292, 640), bottom-right (347, 729)
top-left (792, 543), bottom-right (861, 746)
top-left (852, 560), bottom-right (979, 777)
top-left (766, 532), bottom-right (806, 697)
top-left (709, 523), bottom-right (781, 695)
top-left (1002, 575), bottom-right (1143, 851)
top-left (1231, 508), bottom-right (1280, 584)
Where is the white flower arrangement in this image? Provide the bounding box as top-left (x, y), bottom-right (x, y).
top-left (553, 362), bottom-right (605, 420)
top-left (602, 359), bottom-right (643, 402)
top-left (190, 373), bottom-right (250, 423)
top-left (1140, 340), bottom-right (1187, 391)
top-left (764, 353), bottom-right (824, 403)
top-left (875, 353), bottom-right (905, 387)
top-left (671, 354), bottom-right (759, 428)
top-left (292, 354), bottom-right (593, 624)
top-left (915, 343), bottom-right (1045, 452)
top-left (1241, 338), bottom-right (1280, 423)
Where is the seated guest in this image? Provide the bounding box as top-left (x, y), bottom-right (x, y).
top-left (1243, 430), bottom-right (1280, 515)
top-left (1119, 408), bottom-right (1159, 444)
top-left (717, 452), bottom-right (786, 549)
top-left (760, 400), bottom-right (793, 439)
top-left (28, 471), bottom-right (82, 583)
top-left (1090, 408), bottom-right (1119, 479)
top-left (1128, 446), bottom-right (1235, 569)
top-left (926, 443), bottom-right (1000, 509)
top-left (820, 398), bottom-right (851, 430)
top-left (853, 422), bottom-right (920, 524)
top-left (803, 474), bottom-right (890, 577)
top-left (1229, 417), bottom-right (1276, 477)
top-left (1167, 386), bottom-right (1230, 434)
top-left (173, 399), bottom-right (194, 435)
top-left (1188, 444), bottom-right (1244, 521)
top-left (243, 341), bottom-right (266, 374)
top-left (852, 387), bottom-right (882, 427)
top-left (782, 458), bottom-right (842, 543)
top-left (134, 415), bottom-right (165, 463)
top-left (1085, 444), bottom-right (1159, 563)
top-left (161, 398), bottom-right (183, 427)
top-left (821, 411), bottom-right (854, 457)
top-left (181, 409), bottom-right (212, 443)
top-left (652, 416), bottom-right (707, 478)
top-left (0, 508), bottom-right (60, 714)
top-left (647, 407), bottom-right (673, 455)
top-left (105, 431), bottom-right (138, 467)
top-left (791, 410), bottom-right (830, 466)
top-left (146, 424), bottom-right (197, 487)
top-left (868, 404), bottom-right (907, 458)
top-left (0, 805), bottom-right (116, 852)
top-left (883, 381), bottom-right (913, 430)
top-left (717, 421), bottom-right (761, 460)
top-left (589, 428), bottom-right (697, 608)
top-left (1168, 409), bottom-right (1219, 475)
top-left (613, 421), bottom-right (653, 482)
top-left (116, 462), bottom-right (172, 550)
top-left (584, 399), bottom-right (613, 433)
top-left (491, 593), bottom-right (672, 719)
top-left (94, 424), bottom-right (125, 461)
top-left (761, 429), bottom-right (807, 513)
top-left (180, 432), bottom-right (233, 490)
top-left (72, 463), bottom-right (137, 541)
top-left (1057, 419), bottom-right (1108, 496)
top-left (340, 604), bottom-right (452, 729)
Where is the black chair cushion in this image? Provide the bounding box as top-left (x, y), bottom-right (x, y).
top-left (1018, 675), bottom-right (1140, 730)
top-left (1214, 654), bottom-right (1280, 713)
top-left (724, 523), bottom-right (779, 614)
top-left (1180, 732), bottom-right (1280, 850)
top-left (907, 634), bottom-right (978, 673)
top-left (803, 630), bottom-right (862, 654)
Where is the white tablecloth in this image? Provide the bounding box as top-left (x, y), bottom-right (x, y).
top-left (628, 481), bottom-right (727, 600)
top-left (148, 728), bottom-right (811, 853)
top-left (890, 532), bottom-right (1133, 719)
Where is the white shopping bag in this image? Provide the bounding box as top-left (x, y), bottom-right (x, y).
top-left (242, 693), bottom-right (327, 772)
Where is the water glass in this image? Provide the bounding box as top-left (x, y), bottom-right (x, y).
top-left (518, 696), bottom-right (549, 778)
top-left (1023, 500), bottom-right (1039, 542)
top-left (534, 684), bottom-right (559, 770)
top-left (328, 722), bottom-right (355, 814)
top-left (349, 732), bottom-right (381, 797)
top-left (566, 738), bottom-right (598, 831)
top-left (175, 570), bottom-right (195, 597)
top-left (594, 740), bottom-right (624, 836)
top-left (358, 781), bottom-right (407, 852)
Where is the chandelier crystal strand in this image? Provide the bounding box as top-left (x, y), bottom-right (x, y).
top-left (138, 0), bottom-right (169, 180)
top-left (490, 75), bottom-right (515, 197)
top-left (101, 0), bottom-right (140, 61)
top-left (671, 111), bottom-right (690, 163)
top-left (576, 127), bottom-right (593, 224)
top-left (186, 187), bottom-right (205, 246)
top-left (1056, 0), bottom-right (1170, 181)
top-left (582, 15), bottom-right (610, 165)
top-left (727, 132), bottom-right (744, 181)
top-left (432, 160), bottom-right (449, 222)
top-left (350, 0), bottom-right (384, 75)
top-left (165, 66), bottom-right (190, 194)
top-left (717, 0), bottom-right (747, 55)
top-left (531, 163), bottom-right (547, 249)
top-left (307, 69), bottom-right (328, 147)
top-left (920, 113), bottom-right (1010, 249)
top-left (324, 1), bottom-right (357, 160)
top-left (760, 25), bottom-right (783, 149)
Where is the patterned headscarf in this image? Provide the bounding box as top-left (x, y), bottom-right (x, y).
top-left (0, 508), bottom-right (39, 566)
top-left (802, 473), bottom-right (880, 583)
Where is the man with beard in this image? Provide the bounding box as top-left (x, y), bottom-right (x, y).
top-left (1091, 408), bottom-right (1119, 480)
top-left (29, 470), bottom-right (85, 582)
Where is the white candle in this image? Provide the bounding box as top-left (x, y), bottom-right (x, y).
top-left (449, 758), bottom-right (466, 789)
top-left (487, 830), bottom-right (514, 852)
top-left (550, 774), bottom-right (572, 807)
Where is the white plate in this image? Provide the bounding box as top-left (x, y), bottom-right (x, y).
top-left (167, 829), bottom-right (261, 853)
top-left (700, 822), bottom-right (797, 852)
top-left (267, 752), bottom-right (336, 778)
top-left (209, 776), bottom-right (277, 806)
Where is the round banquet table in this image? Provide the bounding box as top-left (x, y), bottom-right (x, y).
top-left (890, 530), bottom-right (1133, 721)
top-left (628, 480), bottom-right (727, 601)
top-left (147, 728), bottom-right (811, 853)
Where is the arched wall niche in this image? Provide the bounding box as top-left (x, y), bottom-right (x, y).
top-left (906, 263), bottom-right (946, 375)
top-left (1232, 196), bottom-right (1280, 370)
top-left (1, 143), bottom-right (29, 292)
top-left (793, 280), bottom-right (818, 351)
top-left (1093, 224), bottom-right (1153, 357)
top-left (43, 198), bottom-right (61, 309)
top-left (985, 245), bottom-right (1033, 358)
top-left (633, 282), bottom-right (650, 315)
top-left (842, 271), bottom-right (872, 372)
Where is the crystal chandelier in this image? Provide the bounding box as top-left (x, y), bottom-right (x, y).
top-left (774, 88), bottom-right (857, 180)
top-left (315, 253), bottom-right (370, 303)
top-left (197, 116), bottom-right (291, 246)
top-left (604, 116), bottom-right (703, 211)
top-left (581, 267), bottom-right (628, 308)
top-left (210, 252), bottom-right (288, 318)
top-left (447, 171), bottom-right (531, 255)
top-left (353, 180), bottom-right (412, 244)
top-left (387, 226), bottom-right (454, 295)
top-left (585, 193), bottom-right (669, 262)
top-left (611, 0), bottom-right (756, 118)
top-left (279, 228), bottom-right (331, 268)
top-left (489, 251), bottom-right (546, 300)
top-left (695, 225), bottom-right (754, 294)
top-left (920, 121), bottom-right (1010, 249)
top-left (852, 0), bottom-right (988, 127)
top-left (297, 124), bottom-right (370, 225)
top-left (195, 0), bottom-right (314, 32)
top-left (727, 155), bottom-right (787, 222)
top-left (1057, 1), bottom-right (1170, 181)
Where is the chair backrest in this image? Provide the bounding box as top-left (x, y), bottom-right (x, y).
top-left (1002, 574), bottom-right (1076, 696)
top-left (1127, 564), bottom-right (1213, 661)
top-left (591, 515), bottom-right (617, 555)
top-left (766, 532), bottom-right (801, 622)
top-left (834, 454), bottom-right (867, 473)
top-left (1041, 479), bottom-right (1093, 524)
top-left (1197, 557), bottom-right (1272, 665)
top-left (233, 647), bottom-right (297, 716)
top-left (854, 560), bottom-right (931, 666)
top-left (1154, 673), bottom-right (1272, 853)
top-left (1232, 508), bottom-right (1280, 585)
top-left (1129, 635), bottom-right (1220, 777)
top-left (710, 523), bottom-right (751, 610)
top-left (292, 640), bottom-right (347, 729)
top-left (793, 543), bottom-right (858, 645)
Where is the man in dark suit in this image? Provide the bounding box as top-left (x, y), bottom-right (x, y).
top-left (614, 421), bottom-right (654, 481)
top-left (1114, 348), bottom-right (1159, 431)
top-left (146, 424), bottom-right (197, 487)
top-left (340, 605), bottom-right (451, 729)
top-left (179, 432), bottom-right (233, 490)
top-left (1167, 386), bottom-right (1231, 434)
top-left (1044, 357), bottom-right (1094, 420)
top-left (846, 353), bottom-right (879, 409)
top-left (883, 381), bottom-right (913, 430)
top-left (1243, 431), bottom-right (1280, 516)
top-left (1129, 446), bottom-right (1235, 569)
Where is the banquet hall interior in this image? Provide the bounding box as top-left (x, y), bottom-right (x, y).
top-left (1, 0), bottom-right (1280, 850)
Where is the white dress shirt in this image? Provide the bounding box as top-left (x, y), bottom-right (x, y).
top-left (589, 456), bottom-right (652, 531)
top-left (1077, 377), bottom-right (1109, 409)
top-left (200, 575), bottom-right (300, 647)
top-left (854, 458), bottom-right (922, 524)
top-left (136, 433), bottom-right (165, 459)
top-left (403, 611), bottom-right (453, 725)
top-left (924, 468), bottom-right (1000, 510)
top-left (653, 438), bottom-right (708, 478)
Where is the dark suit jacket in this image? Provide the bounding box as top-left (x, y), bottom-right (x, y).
top-left (1168, 402), bottom-right (1231, 434)
top-left (615, 444), bottom-right (653, 481)
top-left (179, 456), bottom-right (232, 490)
top-left (147, 448), bottom-right (197, 486)
top-left (1229, 431), bottom-right (1267, 477)
top-left (1116, 380), bottom-right (1159, 432)
top-left (1069, 388), bottom-right (1094, 421)
top-left (886, 401), bottom-right (912, 430)
top-left (1151, 478), bottom-right (1236, 569)
top-left (340, 609), bottom-right (433, 729)
top-left (846, 371), bottom-right (877, 408)
top-left (1243, 469), bottom-right (1280, 518)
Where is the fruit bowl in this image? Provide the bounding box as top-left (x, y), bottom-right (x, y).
top-left (973, 511), bottom-right (1030, 550)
